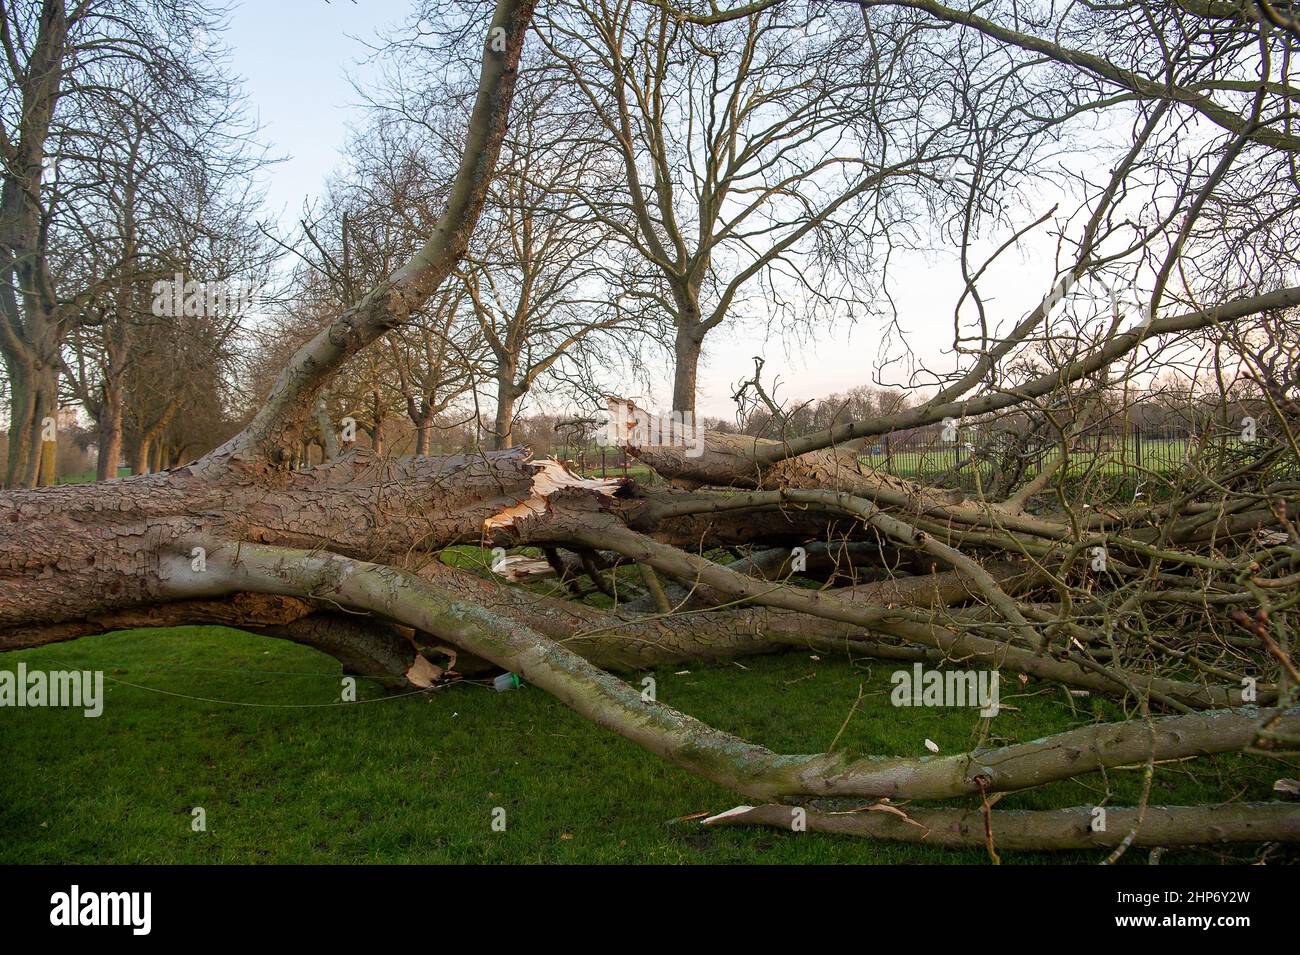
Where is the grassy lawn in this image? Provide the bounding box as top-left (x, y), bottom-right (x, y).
top-left (860, 438), bottom-right (1211, 483)
top-left (2, 626), bottom-right (1293, 864)
top-left (57, 467), bottom-right (133, 484)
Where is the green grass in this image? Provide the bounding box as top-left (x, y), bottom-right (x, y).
top-left (57, 467), bottom-right (132, 484)
top-left (860, 438), bottom-right (1209, 483)
top-left (2, 626), bottom-right (1294, 864)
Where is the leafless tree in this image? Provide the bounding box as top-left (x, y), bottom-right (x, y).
top-left (533, 0), bottom-right (1012, 413)
top-left (57, 68), bottom-right (266, 478)
top-left (0, 0), bottom-right (260, 485)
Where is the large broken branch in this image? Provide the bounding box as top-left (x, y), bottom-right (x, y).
top-left (212, 0), bottom-right (538, 468)
top-left (703, 802), bottom-right (1300, 849)
top-left (155, 539), bottom-right (1298, 802)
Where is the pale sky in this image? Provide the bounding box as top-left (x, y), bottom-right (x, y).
top-left (226, 0), bottom-right (412, 225)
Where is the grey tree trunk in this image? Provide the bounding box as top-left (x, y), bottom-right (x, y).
top-left (672, 327), bottom-right (702, 417)
top-left (415, 414), bottom-right (433, 456)
top-left (130, 438), bottom-right (150, 476)
top-left (96, 391), bottom-right (123, 481)
top-left (4, 359), bottom-right (58, 488)
top-left (492, 377), bottom-right (522, 450)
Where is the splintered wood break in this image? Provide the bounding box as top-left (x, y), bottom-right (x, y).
top-left (405, 654), bottom-right (442, 688)
top-left (604, 396), bottom-right (697, 451)
top-left (492, 555), bottom-right (557, 582)
top-left (483, 458), bottom-right (623, 532)
top-left (606, 396), bottom-right (637, 446)
top-left (701, 805), bottom-right (757, 825)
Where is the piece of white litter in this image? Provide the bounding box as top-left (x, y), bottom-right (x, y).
top-left (702, 805), bottom-right (756, 825)
top-left (675, 670), bottom-right (691, 675)
top-left (924, 739), bottom-right (940, 753)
